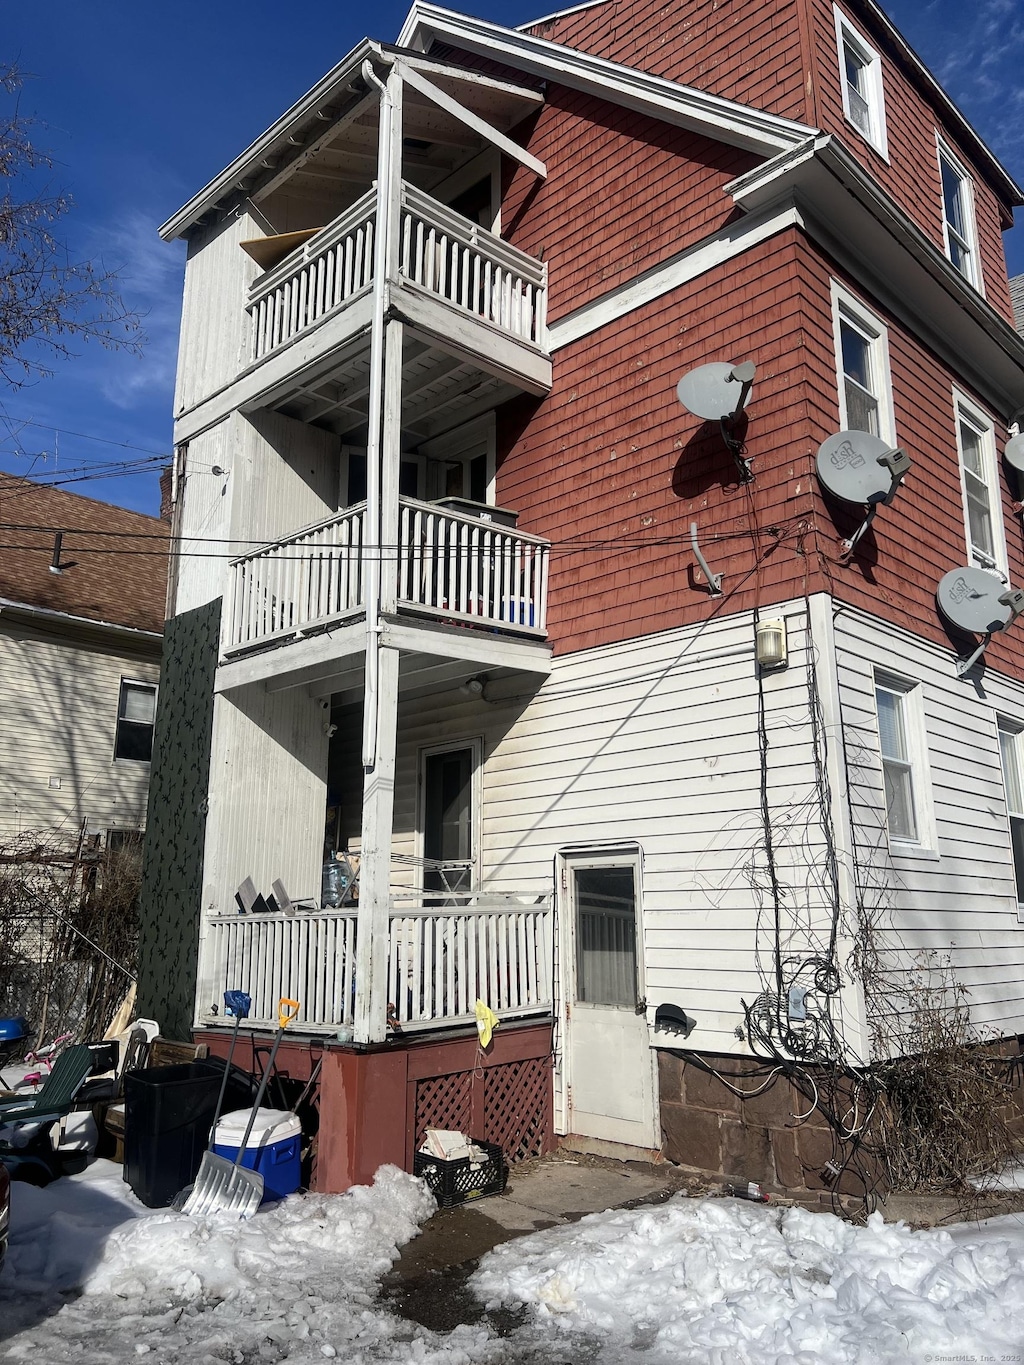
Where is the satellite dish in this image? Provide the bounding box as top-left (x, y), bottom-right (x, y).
top-left (936, 566), bottom-right (1014, 636)
top-left (1005, 433), bottom-right (1024, 472)
top-left (816, 430), bottom-right (911, 555)
top-left (816, 431), bottom-right (904, 506)
top-left (676, 361), bottom-right (756, 422)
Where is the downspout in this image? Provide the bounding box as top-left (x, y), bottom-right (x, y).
top-left (360, 57), bottom-right (393, 771)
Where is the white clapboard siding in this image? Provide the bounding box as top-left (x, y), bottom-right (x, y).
top-left (173, 413), bottom-right (340, 620)
top-left (0, 623), bottom-right (159, 839)
top-left (834, 605), bottom-right (1024, 1040)
top-left (175, 212), bottom-right (261, 417)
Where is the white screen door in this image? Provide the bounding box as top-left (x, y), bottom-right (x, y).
top-left (561, 850), bottom-right (658, 1148)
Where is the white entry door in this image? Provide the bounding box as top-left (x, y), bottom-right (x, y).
top-left (561, 851), bottom-right (659, 1148)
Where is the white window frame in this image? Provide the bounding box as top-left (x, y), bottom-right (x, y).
top-left (830, 282), bottom-right (897, 444)
top-left (416, 737), bottom-right (483, 893)
top-left (113, 678), bottom-right (158, 765)
top-left (833, 5), bottom-right (888, 160)
top-left (873, 671), bottom-right (936, 855)
top-left (936, 136), bottom-right (983, 293)
top-left (953, 389), bottom-right (1007, 580)
top-left (996, 718), bottom-right (1024, 922)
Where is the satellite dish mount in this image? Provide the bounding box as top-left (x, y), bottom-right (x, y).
top-left (814, 431), bottom-right (911, 557)
top-left (676, 360), bottom-right (757, 483)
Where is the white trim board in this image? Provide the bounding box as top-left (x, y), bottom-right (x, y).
top-left (518, 0), bottom-right (612, 30)
top-left (399, 3), bottom-right (816, 156)
top-left (547, 204), bottom-right (803, 350)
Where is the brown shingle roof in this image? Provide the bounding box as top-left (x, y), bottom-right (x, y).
top-left (0, 472), bottom-right (169, 635)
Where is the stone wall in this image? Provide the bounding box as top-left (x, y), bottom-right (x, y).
top-left (658, 1041), bottom-right (1024, 1209)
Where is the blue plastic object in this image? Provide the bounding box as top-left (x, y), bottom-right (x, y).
top-left (223, 992), bottom-right (252, 1019)
top-left (0, 1018), bottom-right (30, 1043)
top-left (212, 1111), bottom-right (301, 1202)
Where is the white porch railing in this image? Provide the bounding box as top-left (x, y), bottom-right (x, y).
top-left (248, 189), bottom-right (376, 363)
top-left (399, 183), bottom-right (546, 348)
top-left (387, 896), bottom-right (552, 1032)
top-left (223, 497), bottom-right (548, 655)
top-left (397, 496), bottom-right (548, 636)
top-left (224, 503), bottom-right (366, 654)
top-left (196, 894), bottom-right (552, 1034)
top-left (244, 182), bottom-right (547, 363)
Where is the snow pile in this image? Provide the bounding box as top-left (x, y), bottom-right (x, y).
top-left (0, 1161), bottom-right (439, 1364)
top-left (473, 1195), bottom-right (1024, 1363)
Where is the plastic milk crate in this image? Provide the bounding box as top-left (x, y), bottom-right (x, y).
top-left (414, 1139), bottom-right (508, 1208)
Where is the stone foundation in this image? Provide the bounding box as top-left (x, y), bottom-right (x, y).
top-left (658, 1039), bottom-right (1024, 1207)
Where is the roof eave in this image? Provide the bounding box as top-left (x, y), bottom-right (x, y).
top-left (159, 38), bottom-right (378, 242)
top-left (398, 2), bottom-right (816, 156)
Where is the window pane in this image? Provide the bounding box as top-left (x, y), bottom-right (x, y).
top-left (966, 484), bottom-right (995, 561)
top-left (115, 721), bottom-right (154, 763)
top-left (424, 749), bottom-right (473, 894)
top-left (875, 687), bottom-right (907, 760)
top-left (999, 729), bottom-right (1024, 815)
top-left (959, 422), bottom-right (984, 477)
top-left (941, 158), bottom-right (967, 239)
top-left (575, 866), bottom-right (637, 1007)
top-left (845, 379), bottom-right (879, 436)
top-left (122, 684), bottom-right (155, 724)
top-left (883, 760), bottom-right (918, 841)
top-left (841, 321), bottom-right (872, 390)
top-left (1010, 815), bottom-right (1024, 905)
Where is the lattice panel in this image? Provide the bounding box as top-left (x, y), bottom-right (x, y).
top-left (414, 1070), bottom-right (472, 1150)
top-left (483, 1057), bottom-right (551, 1164)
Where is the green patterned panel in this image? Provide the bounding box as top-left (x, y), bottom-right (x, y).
top-left (137, 599), bottom-right (221, 1039)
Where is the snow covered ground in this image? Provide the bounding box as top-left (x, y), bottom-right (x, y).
top-left (1, 1159), bottom-right (1023, 1364)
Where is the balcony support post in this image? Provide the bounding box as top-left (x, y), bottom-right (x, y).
top-left (354, 62), bottom-right (404, 1046)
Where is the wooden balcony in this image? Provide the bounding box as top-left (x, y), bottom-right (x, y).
top-left (222, 496), bottom-right (550, 659)
top-left (195, 890), bottom-right (553, 1034)
top-left (245, 181), bottom-right (547, 381)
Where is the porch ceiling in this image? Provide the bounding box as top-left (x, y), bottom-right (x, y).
top-left (215, 614), bottom-right (552, 698)
top-left (267, 329), bottom-right (517, 443)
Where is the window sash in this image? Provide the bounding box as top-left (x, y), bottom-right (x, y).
top-left (843, 43), bottom-right (871, 136)
top-left (998, 727), bottom-right (1024, 906)
top-left (940, 153), bottom-right (975, 281)
top-left (957, 406), bottom-right (1000, 571)
top-left (114, 681), bottom-right (156, 763)
top-left (876, 685), bottom-right (919, 843)
top-left (840, 316), bottom-right (881, 435)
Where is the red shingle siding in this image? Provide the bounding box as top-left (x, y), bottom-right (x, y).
top-left (525, 0), bottom-right (810, 123)
top-left (0, 474), bottom-right (169, 634)
top-left (495, 230), bottom-right (829, 655)
top-left (496, 226), bottom-right (1024, 671)
top-left (810, 0), bottom-right (1015, 323)
top-left (501, 87), bottom-right (758, 323)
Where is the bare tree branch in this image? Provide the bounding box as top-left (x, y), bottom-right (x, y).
top-left (0, 64), bottom-right (144, 387)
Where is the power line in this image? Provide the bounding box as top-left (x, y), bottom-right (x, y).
top-left (0, 415), bottom-right (173, 459)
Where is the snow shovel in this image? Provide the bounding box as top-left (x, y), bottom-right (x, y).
top-left (172, 990), bottom-right (251, 1211)
top-left (182, 997), bottom-right (300, 1220)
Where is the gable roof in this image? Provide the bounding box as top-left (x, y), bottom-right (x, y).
top-left (0, 474), bottom-right (169, 636)
top-left (397, 2), bottom-right (816, 155)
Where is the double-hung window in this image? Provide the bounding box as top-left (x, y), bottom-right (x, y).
top-left (997, 721), bottom-right (1024, 915)
top-left (832, 284), bottom-right (895, 442)
top-left (114, 680), bottom-right (157, 763)
top-left (954, 392), bottom-right (1005, 577)
top-left (834, 6), bottom-right (888, 159)
top-left (938, 141), bottom-right (981, 290)
top-left (874, 674), bottom-right (929, 847)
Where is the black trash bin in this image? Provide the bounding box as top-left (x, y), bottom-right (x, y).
top-left (123, 1061), bottom-right (251, 1208)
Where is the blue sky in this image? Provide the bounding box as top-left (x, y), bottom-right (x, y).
top-left (2, 0), bottom-right (1022, 518)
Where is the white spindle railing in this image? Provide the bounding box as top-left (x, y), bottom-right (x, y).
top-left (223, 498), bottom-right (548, 655)
top-left (224, 504), bottom-right (365, 654)
top-left (195, 896), bottom-right (551, 1034)
top-left (387, 898), bottom-right (552, 1032)
top-left (398, 497), bottom-right (548, 635)
top-left (247, 189), bottom-right (376, 362)
top-left (245, 183), bottom-right (547, 363)
top-left (399, 183), bottom-right (547, 347)
top-left (197, 909), bottom-right (359, 1030)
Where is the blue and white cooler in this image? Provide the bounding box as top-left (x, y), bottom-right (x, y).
top-left (211, 1108), bottom-right (302, 1202)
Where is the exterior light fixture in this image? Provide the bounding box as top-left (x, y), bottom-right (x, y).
top-left (755, 618), bottom-right (788, 669)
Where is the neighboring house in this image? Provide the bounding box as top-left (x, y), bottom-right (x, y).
top-left (146, 0), bottom-right (1024, 1198)
top-left (0, 473), bottom-right (168, 846)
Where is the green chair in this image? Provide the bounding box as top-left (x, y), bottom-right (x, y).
top-left (0, 1045), bottom-right (95, 1128)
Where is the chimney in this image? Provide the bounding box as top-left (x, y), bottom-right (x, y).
top-left (159, 465), bottom-right (174, 521)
